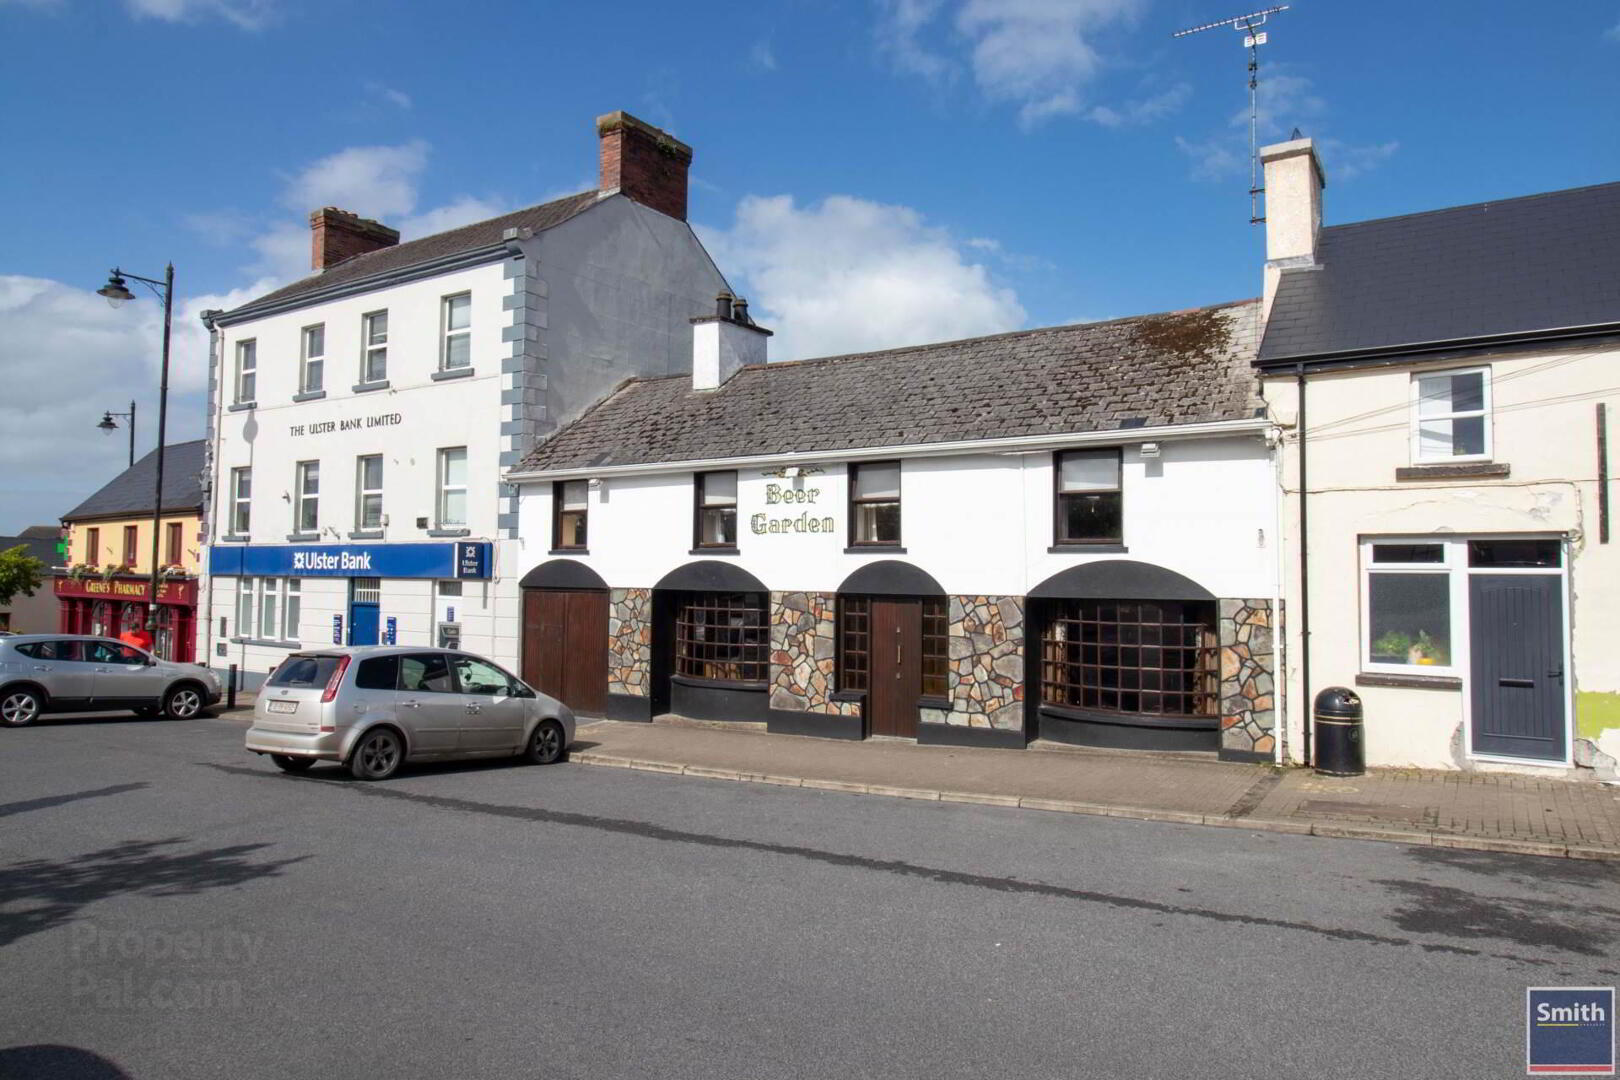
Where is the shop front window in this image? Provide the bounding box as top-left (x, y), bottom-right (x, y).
top-left (119, 603), bottom-right (144, 636)
top-left (154, 606), bottom-right (176, 660)
top-left (675, 591), bottom-right (768, 683)
top-left (91, 601), bottom-right (112, 637)
top-left (1040, 599), bottom-right (1218, 718)
top-left (1364, 542), bottom-right (1454, 671)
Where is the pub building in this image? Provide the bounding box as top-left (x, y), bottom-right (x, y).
top-left (56, 441), bottom-right (206, 662)
top-left (506, 297), bottom-right (1283, 760)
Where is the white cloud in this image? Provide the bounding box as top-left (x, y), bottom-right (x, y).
top-left (364, 81), bottom-right (412, 110)
top-left (749, 39), bottom-right (777, 71)
top-left (398, 196), bottom-right (511, 240)
top-left (877, 0), bottom-right (1147, 126)
top-left (1089, 82), bottom-right (1191, 127)
top-left (1606, 16), bottom-right (1620, 40)
top-left (124, 0), bottom-right (276, 30)
top-left (281, 140), bottom-right (429, 220)
top-left (698, 194), bottom-right (1025, 362)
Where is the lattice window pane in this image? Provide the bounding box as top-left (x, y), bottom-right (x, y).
top-left (1040, 599), bottom-right (1217, 718)
top-left (676, 591), bottom-right (768, 683)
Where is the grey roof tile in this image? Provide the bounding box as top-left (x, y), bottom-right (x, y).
top-left (517, 300), bottom-right (1262, 472)
top-left (1259, 180), bottom-right (1620, 363)
top-left (63, 441), bottom-right (206, 521)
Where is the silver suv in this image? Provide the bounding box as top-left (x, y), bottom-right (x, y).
top-left (245, 646), bottom-right (576, 780)
top-left (0, 635), bottom-right (224, 727)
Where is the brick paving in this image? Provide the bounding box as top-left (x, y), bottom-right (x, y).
top-left (571, 719), bottom-right (1620, 859)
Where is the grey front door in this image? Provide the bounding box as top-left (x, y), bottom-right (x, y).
top-left (1469, 574), bottom-right (1565, 760)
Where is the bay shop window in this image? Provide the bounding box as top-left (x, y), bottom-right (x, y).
top-left (1039, 599), bottom-right (1219, 719)
top-left (675, 592), bottom-right (769, 684)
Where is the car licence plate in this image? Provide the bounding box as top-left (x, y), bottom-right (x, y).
top-left (266, 700), bottom-right (298, 714)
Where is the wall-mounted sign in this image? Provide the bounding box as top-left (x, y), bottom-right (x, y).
top-left (209, 541), bottom-right (493, 580)
top-left (751, 482), bottom-right (835, 535)
top-left (446, 606), bottom-right (456, 623)
top-left (332, 614), bottom-right (343, 644)
top-left (384, 616), bottom-right (397, 645)
top-left (289, 413), bottom-right (402, 437)
top-left (55, 577), bottom-right (199, 605)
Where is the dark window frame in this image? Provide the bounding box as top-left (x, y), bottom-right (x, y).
top-left (1039, 598), bottom-right (1218, 719)
top-left (674, 591), bottom-right (769, 685)
top-left (847, 460), bottom-right (902, 548)
top-left (1053, 447), bottom-right (1124, 547)
top-left (165, 521), bottom-right (183, 565)
top-left (836, 595), bottom-right (871, 693)
top-left (122, 525), bottom-right (138, 566)
top-left (552, 479), bottom-right (588, 551)
top-left (693, 470), bottom-right (739, 550)
top-left (921, 597), bottom-right (949, 700)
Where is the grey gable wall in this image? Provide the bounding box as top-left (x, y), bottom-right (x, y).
top-left (497, 194), bottom-right (730, 534)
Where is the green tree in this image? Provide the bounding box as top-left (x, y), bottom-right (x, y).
top-left (0, 545), bottom-right (46, 606)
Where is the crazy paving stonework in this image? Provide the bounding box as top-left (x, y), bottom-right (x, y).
top-left (941, 596), bottom-right (1025, 731)
top-left (770, 592), bottom-right (860, 717)
top-left (1219, 598), bottom-right (1276, 756)
top-left (608, 588), bottom-right (651, 697)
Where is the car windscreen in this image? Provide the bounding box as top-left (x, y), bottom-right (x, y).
top-left (267, 655), bottom-right (342, 689)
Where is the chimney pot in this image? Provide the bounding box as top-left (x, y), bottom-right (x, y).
top-left (715, 292), bottom-right (735, 320)
top-left (596, 110), bottom-right (693, 221)
top-left (309, 207), bottom-right (399, 272)
top-left (732, 297), bottom-right (750, 325)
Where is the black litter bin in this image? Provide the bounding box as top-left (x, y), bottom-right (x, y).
top-left (1314, 687), bottom-right (1364, 776)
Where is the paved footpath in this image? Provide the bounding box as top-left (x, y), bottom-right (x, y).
top-left (570, 719), bottom-right (1620, 859)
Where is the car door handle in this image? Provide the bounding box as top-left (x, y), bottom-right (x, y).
top-left (96, 667), bottom-right (112, 673)
top-left (33, 665), bottom-right (51, 672)
top-left (1498, 678), bottom-right (1534, 688)
top-left (401, 700), bottom-right (422, 709)
top-left (465, 704), bottom-right (482, 714)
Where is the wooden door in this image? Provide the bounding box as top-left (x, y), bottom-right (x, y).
top-left (522, 589), bottom-right (608, 716)
top-left (868, 598), bottom-right (922, 738)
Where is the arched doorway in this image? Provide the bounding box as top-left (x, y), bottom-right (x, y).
top-left (519, 559), bottom-right (609, 716)
top-left (1027, 560), bottom-right (1221, 752)
top-left (651, 561), bottom-right (770, 723)
top-left (835, 561), bottom-right (948, 739)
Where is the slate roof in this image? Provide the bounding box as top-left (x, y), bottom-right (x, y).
top-left (1259, 180), bottom-right (1620, 365)
top-left (228, 190), bottom-right (600, 314)
top-left (0, 532), bottom-right (61, 569)
top-left (62, 441), bottom-right (207, 522)
top-left (514, 300), bottom-right (1262, 473)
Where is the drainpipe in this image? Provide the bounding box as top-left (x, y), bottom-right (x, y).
top-left (1296, 364), bottom-right (1312, 767)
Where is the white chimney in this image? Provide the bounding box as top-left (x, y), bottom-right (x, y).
top-left (691, 294), bottom-right (771, 390)
top-left (1260, 137), bottom-right (1326, 322)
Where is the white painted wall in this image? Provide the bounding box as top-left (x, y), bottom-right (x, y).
top-left (512, 435), bottom-right (1279, 599)
top-left (1265, 342), bottom-right (1620, 772)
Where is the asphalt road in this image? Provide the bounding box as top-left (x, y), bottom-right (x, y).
top-left (1, 711), bottom-right (1617, 1080)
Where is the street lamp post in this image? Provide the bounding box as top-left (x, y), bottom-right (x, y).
top-left (97, 265), bottom-right (175, 635)
top-left (97, 401), bottom-right (137, 467)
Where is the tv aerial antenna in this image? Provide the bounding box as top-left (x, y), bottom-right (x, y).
top-left (1173, 5), bottom-right (1290, 224)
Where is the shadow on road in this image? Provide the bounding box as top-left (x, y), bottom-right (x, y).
top-left (0, 1045), bottom-right (132, 1079)
top-left (0, 838), bottom-right (309, 949)
top-left (0, 784), bottom-right (149, 821)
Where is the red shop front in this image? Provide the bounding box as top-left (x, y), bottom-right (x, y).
top-left (55, 576), bottom-right (199, 663)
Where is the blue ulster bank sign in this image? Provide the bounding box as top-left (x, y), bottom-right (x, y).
top-left (1527, 987), bottom-right (1614, 1075)
top-left (210, 541), bottom-right (492, 580)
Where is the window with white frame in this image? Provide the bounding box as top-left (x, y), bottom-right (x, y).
top-left (356, 454), bottom-right (383, 531)
top-left (361, 311), bottom-right (388, 383)
top-left (234, 340), bottom-right (257, 404)
top-left (437, 447), bottom-right (467, 527)
top-left (258, 576), bottom-right (278, 639)
top-left (284, 579), bottom-right (301, 640)
top-left (1363, 541), bottom-right (1455, 672)
top-left (295, 461), bottom-right (320, 533)
top-left (239, 578), bottom-right (302, 641)
top-left (1413, 368), bottom-right (1490, 462)
top-left (230, 467), bottom-right (251, 535)
top-left (441, 293), bottom-right (471, 370)
top-left (235, 579), bottom-right (252, 639)
top-left (301, 324), bottom-right (325, 394)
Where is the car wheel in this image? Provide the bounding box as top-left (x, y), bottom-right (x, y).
top-left (348, 727), bottom-right (404, 781)
top-left (162, 685), bottom-right (204, 720)
top-left (1, 689), bottom-right (43, 728)
top-left (270, 754), bottom-right (315, 773)
top-left (525, 719), bottom-right (568, 765)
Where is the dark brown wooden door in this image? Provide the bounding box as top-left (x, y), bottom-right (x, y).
top-left (868, 599), bottom-right (922, 738)
top-left (521, 589), bottom-right (608, 716)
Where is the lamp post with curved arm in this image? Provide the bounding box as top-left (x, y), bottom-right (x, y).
top-left (96, 264), bottom-right (174, 635)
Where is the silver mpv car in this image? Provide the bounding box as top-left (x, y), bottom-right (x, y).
top-left (245, 646), bottom-right (575, 780)
top-left (0, 634), bottom-right (223, 726)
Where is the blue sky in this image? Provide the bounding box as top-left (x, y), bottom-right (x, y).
top-left (2, 0), bottom-right (1618, 534)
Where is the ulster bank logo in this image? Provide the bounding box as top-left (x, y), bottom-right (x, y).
top-left (1528, 987), bottom-right (1614, 1075)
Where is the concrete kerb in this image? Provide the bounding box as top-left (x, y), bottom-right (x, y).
top-left (566, 753), bottom-right (1620, 861)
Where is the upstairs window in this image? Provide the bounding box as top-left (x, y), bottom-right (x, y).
top-left (437, 448), bottom-right (466, 528)
top-left (295, 460), bottom-right (320, 533)
top-left (554, 479), bottom-right (587, 550)
top-left (361, 311), bottom-right (388, 383)
top-left (122, 525), bottom-right (138, 566)
top-left (695, 471), bottom-right (738, 548)
top-left (85, 527), bottom-right (100, 564)
top-left (230, 467), bottom-right (251, 535)
top-left (356, 454), bottom-right (384, 531)
top-left (234, 339), bottom-right (257, 404)
top-left (1413, 368), bottom-right (1490, 462)
top-left (441, 293), bottom-right (472, 370)
top-left (300, 324), bottom-right (325, 394)
top-left (165, 521), bottom-right (183, 565)
top-left (1055, 448), bottom-right (1123, 545)
top-left (849, 461), bottom-right (901, 546)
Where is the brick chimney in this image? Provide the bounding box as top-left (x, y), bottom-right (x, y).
top-left (1260, 137), bottom-right (1326, 321)
top-left (596, 111), bottom-right (693, 221)
top-left (309, 207), bottom-right (400, 272)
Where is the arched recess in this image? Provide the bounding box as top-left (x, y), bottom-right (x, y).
top-left (652, 560), bottom-right (771, 723)
top-left (836, 560), bottom-right (945, 598)
top-left (1026, 559), bottom-right (1221, 753)
top-left (520, 558), bottom-right (608, 591)
top-left (653, 560), bottom-right (768, 594)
